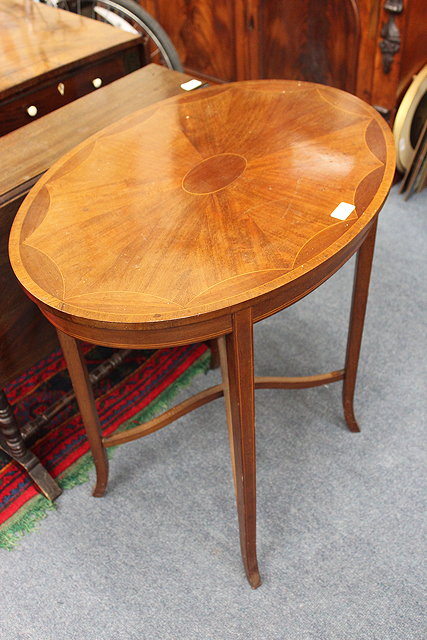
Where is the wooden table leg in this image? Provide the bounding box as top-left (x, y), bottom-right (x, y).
top-left (0, 390), bottom-right (62, 500)
top-left (343, 218), bottom-right (379, 432)
top-left (208, 339), bottom-right (220, 369)
top-left (56, 330), bottom-right (109, 497)
top-left (225, 308), bottom-right (261, 589)
top-left (218, 335), bottom-right (237, 498)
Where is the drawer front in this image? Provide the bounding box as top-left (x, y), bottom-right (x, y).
top-left (0, 45), bottom-right (142, 137)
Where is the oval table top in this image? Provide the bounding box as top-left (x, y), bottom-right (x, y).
top-left (9, 80), bottom-right (395, 331)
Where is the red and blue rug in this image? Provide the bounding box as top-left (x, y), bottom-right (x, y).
top-left (0, 342), bottom-right (210, 550)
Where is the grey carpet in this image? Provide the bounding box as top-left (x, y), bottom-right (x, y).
top-left (1, 185), bottom-right (426, 640)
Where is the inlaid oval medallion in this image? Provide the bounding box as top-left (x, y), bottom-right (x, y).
top-left (182, 153), bottom-right (247, 194)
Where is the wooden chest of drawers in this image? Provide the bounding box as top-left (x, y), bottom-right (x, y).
top-left (0, 0), bottom-right (144, 136)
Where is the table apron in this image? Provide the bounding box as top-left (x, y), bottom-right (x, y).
top-left (37, 306), bottom-right (233, 349)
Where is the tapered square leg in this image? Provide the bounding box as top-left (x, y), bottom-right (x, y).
top-left (208, 339), bottom-right (220, 370)
top-left (343, 218), bottom-right (378, 432)
top-left (225, 308), bottom-right (261, 588)
top-left (217, 336), bottom-right (237, 496)
top-left (56, 330), bottom-right (108, 496)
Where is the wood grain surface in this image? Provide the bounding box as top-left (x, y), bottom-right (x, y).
top-left (10, 80), bottom-right (395, 332)
top-left (0, 65), bottom-right (191, 386)
top-left (0, 0), bottom-right (138, 97)
top-left (258, 0), bottom-right (360, 93)
top-left (139, 0), bottom-right (427, 121)
top-left (0, 64), bottom-right (192, 205)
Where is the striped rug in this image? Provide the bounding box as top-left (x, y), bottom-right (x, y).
top-left (0, 343), bottom-right (210, 549)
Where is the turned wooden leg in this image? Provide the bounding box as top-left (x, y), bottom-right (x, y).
top-left (343, 218), bottom-right (378, 432)
top-left (225, 308), bottom-right (261, 589)
top-left (0, 390), bottom-right (62, 500)
top-left (56, 330), bottom-right (108, 497)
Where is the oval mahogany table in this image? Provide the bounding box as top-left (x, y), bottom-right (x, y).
top-left (9, 80), bottom-right (395, 588)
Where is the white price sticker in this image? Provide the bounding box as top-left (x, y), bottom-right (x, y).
top-left (330, 202), bottom-right (355, 221)
top-left (181, 79), bottom-right (203, 91)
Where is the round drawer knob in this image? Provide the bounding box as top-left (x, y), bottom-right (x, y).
top-left (92, 77), bottom-right (102, 89)
top-left (27, 105), bottom-right (38, 117)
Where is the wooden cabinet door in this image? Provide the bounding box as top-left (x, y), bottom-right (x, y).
top-left (257, 0), bottom-right (361, 93)
top-left (138, 0), bottom-right (362, 89)
top-left (138, 0), bottom-right (239, 82)
top-left (137, 0), bottom-right (426, 121)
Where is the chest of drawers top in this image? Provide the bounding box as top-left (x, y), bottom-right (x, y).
top-left (0, 0), bottom-right (140, 99)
